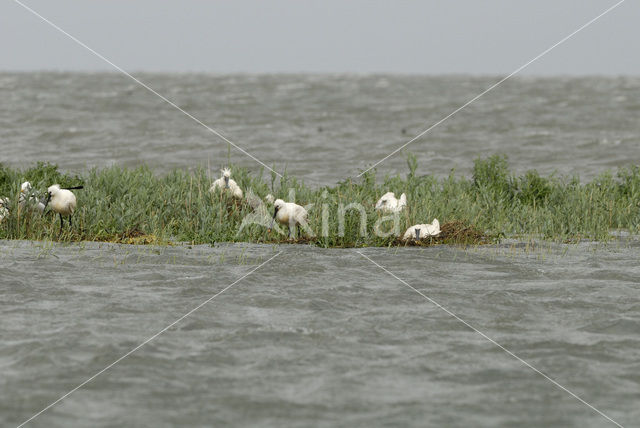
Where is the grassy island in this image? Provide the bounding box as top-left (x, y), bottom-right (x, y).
top-left (0, 155), bottom-right (639, 247)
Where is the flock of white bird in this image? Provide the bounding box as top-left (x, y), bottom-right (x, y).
top-left (207, 168), bottom-right (308, 237)
top-left (373, 191), bottom-right (440, 240)
top-left (207, 169), bottom-right (439, 241)
top-left (1, 168), bottom-right (440, 241)
top-left (0, 181), bottom-right (82, 232)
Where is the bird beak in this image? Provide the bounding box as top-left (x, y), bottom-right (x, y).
top-left (269, 206), bottom-right (279, 231)
top-left (43, 193), bottom-right (51, 210)
top-left (62, 185), bottom-right (84, 190)
top-left (224, 177), bottom-right (229, 188)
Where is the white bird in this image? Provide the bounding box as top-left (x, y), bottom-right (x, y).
top-left (271, 199), bottom-right (311, 238)
top-left (375, 192), bottom-right (407, 213)
top-left (19, 181), bottom-right (45, 213)
top-left (264, 194), bottom-right (275, 204)
top-left (0, 197), bottom-right (9, 222)
top-left (210, 168), bottom-right (243, 199)
top-left (44, 184), bottom-right (83, 232)
top-left (402, 219), bottom-right (440, 240)
top-left (236, 189), bottom-right (285, 236)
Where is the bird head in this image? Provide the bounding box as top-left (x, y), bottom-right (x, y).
top-left (221, 168), bottom-right (231, 188)
top-left (21, 181), bottom-right (32, 194)
top-left (375, 192), bottom-right (394, 210)
top-left (273, 199), bottom-right (284, 218)
top-left (268, 199), bottom-right (285, 232)
top-left (43, 184), bottom-right (60, 210)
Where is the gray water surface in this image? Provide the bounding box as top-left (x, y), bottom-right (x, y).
top-left (1, 240), bottom-right (639, 427)
top-left (1, 74), bottom-right (640, 427)
top-left (1, 73), bottom-right (639, 184)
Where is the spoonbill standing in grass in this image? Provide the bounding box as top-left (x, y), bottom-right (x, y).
top-left (44, 184), bottom-right (83, 232)
top-left (271, 199), bottom-right (311, 238)
top-left (236, 189), bottom-right (286, 236)
top-left (0, 197), bottom-right (9, 222)
top-left (210, 168), bottom-right (243, 199)
top-left (402, 219), bottom-right (440, 240)
top-left (19, 181), bottom-right (45, 213)
top-left (375, 192), bottom-right (407, 213)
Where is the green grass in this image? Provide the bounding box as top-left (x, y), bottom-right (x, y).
top-left (1, 154), bottom-right (639, 247)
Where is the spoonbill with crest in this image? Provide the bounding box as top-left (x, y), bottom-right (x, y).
top-left (210, 168), bottom-right (243, 199)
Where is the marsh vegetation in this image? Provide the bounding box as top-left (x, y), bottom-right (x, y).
top-left (0, 155), bottom-right (638, 247)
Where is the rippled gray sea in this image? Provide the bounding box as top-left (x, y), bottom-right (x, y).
top-left (1, 74), bottom-right (640, 427)
top-left (2, 73), bottom-right (640, 182)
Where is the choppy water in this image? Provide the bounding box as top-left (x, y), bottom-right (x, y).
top-left (1, 241), bottom-right (639, 427)
top-left (1, 74), bottom-right (640, 427)
top-left (1, 73), bottom-right (640, 183)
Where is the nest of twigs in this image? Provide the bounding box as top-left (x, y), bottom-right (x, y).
top-left (394, 220), bottom-right (491, 247)
top-left (255, 220), bottom-right (490, 247)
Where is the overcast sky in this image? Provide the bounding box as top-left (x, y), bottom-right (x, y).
top-left (1, 0), bottom-right (636, 75)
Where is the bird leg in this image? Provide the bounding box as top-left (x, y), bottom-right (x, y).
top-left (59, 213), bottom-right (64, 234)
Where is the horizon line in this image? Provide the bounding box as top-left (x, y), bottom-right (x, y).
top-left (1, 69), bottom-right (639, 78)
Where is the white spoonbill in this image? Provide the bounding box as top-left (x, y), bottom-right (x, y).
top-left (19, 181), bottom-right (45, 213)
top-left (210, 168), bottom-right (243, 199)
top-left (44, 184), bottom-right (83, 232)
top-left (0, 197), bottom-right (9, 222)
top-left (271, 199), bottom-right (311, 238)
top-left (236, 189), bottom-right (286, 236)
top-left (402, 219), bottom-right (440, 240)
top-left (375, 192), bottom-right (407, 213)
